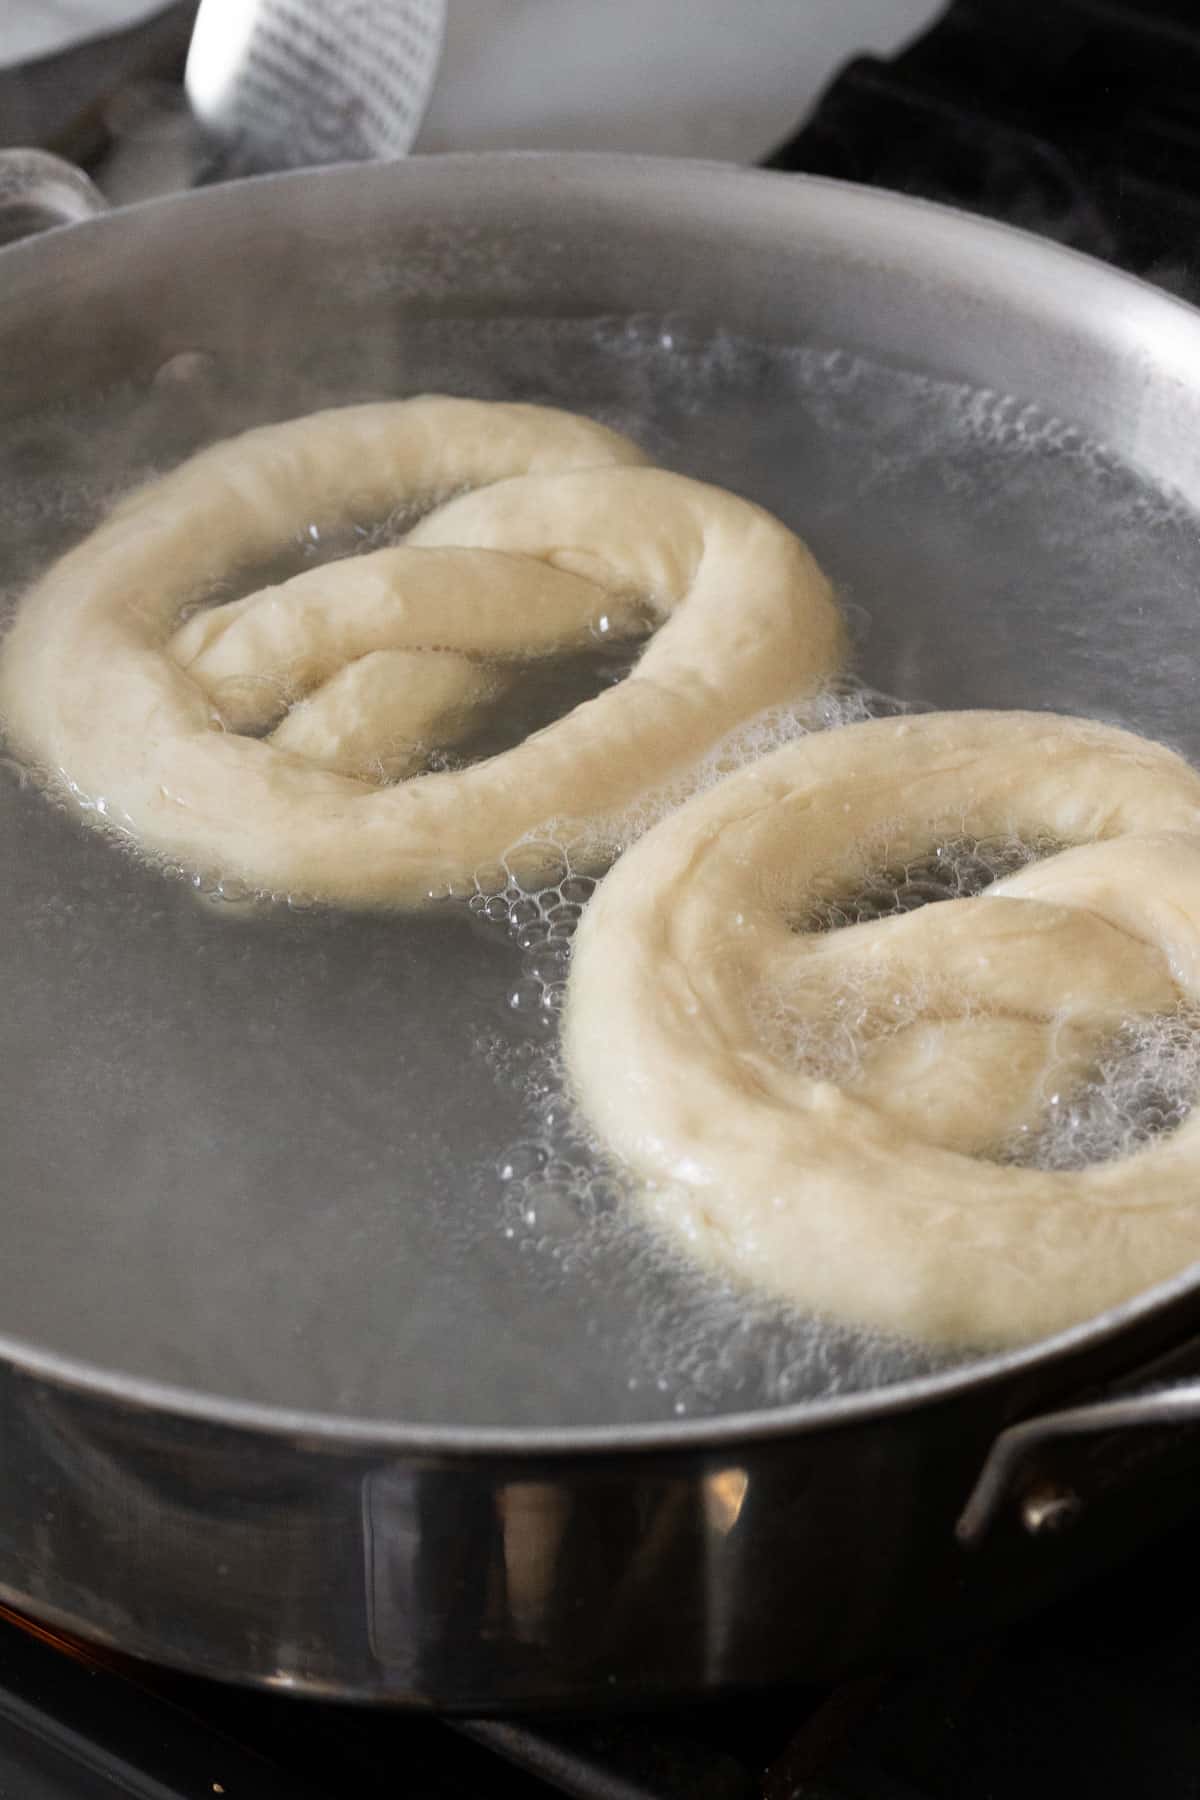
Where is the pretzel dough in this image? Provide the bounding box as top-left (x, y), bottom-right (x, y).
top-left (564, 711), bottom-right (1200, 1346)
top-left (0, 396), bottom-right (842, 906)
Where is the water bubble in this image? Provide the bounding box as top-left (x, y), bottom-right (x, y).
top-left (538, 1097), bottom-right (569, 1134)
top-left (587, 1177), bottom-right (625, 1217)
top-left (528, 945), bottom-right (571, 984)
top-left (496, 1142), bottom-right (548, 1182)
top-left (506, 979), bottom-right (543, 1015)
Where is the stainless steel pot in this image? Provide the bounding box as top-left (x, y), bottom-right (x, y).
top-left (3, 150), bottom-right (1200, 1707)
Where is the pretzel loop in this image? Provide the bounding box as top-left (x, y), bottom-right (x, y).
top-left (564, 711), bottom-right (1200, 1347)
top-left (0, 397), bottom-right (842, 906)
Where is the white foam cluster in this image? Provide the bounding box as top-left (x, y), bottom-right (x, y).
top-left (748, 833), bottom-right (1049, 1084)
top-left (1003, 1006), bottom-right (1200, 1172)
top-left (751, 836), bottom-right (1200, 1172)
top-left (805, 831), bottom-right (1051, 933)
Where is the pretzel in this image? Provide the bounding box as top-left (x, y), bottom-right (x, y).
top-left (564, 711), bottom-right (1200, 1346)
top-left (0, 397), bottom-right (842, 906)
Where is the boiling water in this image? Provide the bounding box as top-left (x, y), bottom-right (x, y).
top-left (3, 316), bottom-right (1200, 1426)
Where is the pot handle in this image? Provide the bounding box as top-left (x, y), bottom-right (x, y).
top-left (0, 149), bottom-right (108, 247)
top-left (957, 1374), bottom-right (1200, 1545)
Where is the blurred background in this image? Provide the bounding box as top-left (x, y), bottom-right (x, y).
top-left (4, 0), bottom-right (943, 200)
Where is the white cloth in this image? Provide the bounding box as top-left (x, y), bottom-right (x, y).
top-left (4, 0), bottom-right (946, 166)
top-left (417, 0), bottom-right (945, 163)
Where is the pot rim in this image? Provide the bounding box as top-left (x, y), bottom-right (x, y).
top-left (4, 149), bottom-right (1200, 1458)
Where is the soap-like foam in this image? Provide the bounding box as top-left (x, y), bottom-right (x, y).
top-left (755, 835), bottom-right (1060, 1091)
top-left (1003, 1006), bottom-right (1200, 1171)
top-left (754, 838), bottom-right (1200, 1165)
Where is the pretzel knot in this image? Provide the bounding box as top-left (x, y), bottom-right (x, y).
top-left (564, 711), bottom-right (1200, 1348)
top-left (0, 396), bottom-right (842, 906)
